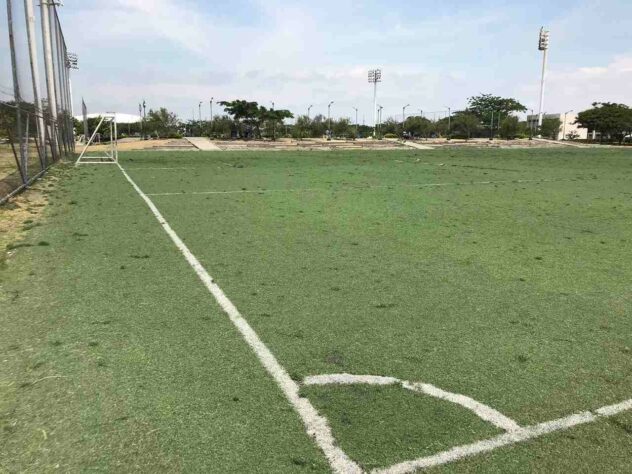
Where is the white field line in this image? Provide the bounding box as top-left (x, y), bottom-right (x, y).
top-left (145, 178), bottom-right (572, 197)
top-left (402, 382), bottom-right (520, 432)
top-left (303, 374), bottom-right (520, 432)
top-left (116, 163), bottom-right (362, 474)
top-left (374, 400), bottom-right (632, 474)
top-left (123, 167), bottom-right (193, 170)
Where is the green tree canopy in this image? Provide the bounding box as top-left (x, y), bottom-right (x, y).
top-left (467, 94), bottom-right (527, 126)
top-left (539, 117), bottom-right (562, 140)
top-left (145, 108), bottom-right (179, 138)
top-left (575, 102), bottom-right (632, 144)
top-left (451, 112), bottom-right (481, 139)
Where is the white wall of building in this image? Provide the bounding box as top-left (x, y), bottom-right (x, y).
top-left (527, 113), bottom-right (588, 140)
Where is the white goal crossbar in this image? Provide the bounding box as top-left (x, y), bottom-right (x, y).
top-left (75, 114), bottom-right (118, 165)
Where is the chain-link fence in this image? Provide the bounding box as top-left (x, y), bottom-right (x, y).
top-left (1, 0), bottom-right (74, 204)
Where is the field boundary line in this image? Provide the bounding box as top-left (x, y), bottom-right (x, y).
top-left (146, 177), bottom-right (575, 197)
top-left (304, 374), bottom-right (520, 432)
top-left (374, 398), bottom-right (632, 473)
top-left (115, 163), bottom-right (361, 474)
top-left (123, 166), bottom-right (193, 170)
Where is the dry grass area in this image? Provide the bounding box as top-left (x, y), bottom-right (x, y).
top-left (0, 173), bottom-right (57, 265)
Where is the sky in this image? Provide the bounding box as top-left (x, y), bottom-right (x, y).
top-left (4, 0), bottom-right (632, 124)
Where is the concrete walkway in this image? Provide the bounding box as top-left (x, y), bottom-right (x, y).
top-left (386, 138), bottom-right (433, 150)
top-left (185, 137), bottom-right (222, 151)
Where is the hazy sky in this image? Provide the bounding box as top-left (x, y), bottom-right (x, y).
top-left (5, 0), bottom-right (632, 123)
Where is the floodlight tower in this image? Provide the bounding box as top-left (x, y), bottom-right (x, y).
top-left (368, 68), bottom-right (382, 138)
top-left (537, 27), bottom-right (550, 133)
top-left (328, 101), bottom-right (334, 132)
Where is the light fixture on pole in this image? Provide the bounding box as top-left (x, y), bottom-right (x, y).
top-left (403, 104), bottom-right (410, 123)
top-left (210, 97), bottom-right (214, 122)
top-left (563, 109), bottom-right (573, 140)
top-left (377, 104), bottom-right (384, 137)
top-left (308, 104), bottom-right (313, 119)
top-left (352, 107), bottom-right (359, 139)
top-left (368, 68), bottom-right (382, 138)
top-left (328, 101), bottom-right (334, 133)
top-left (445, 107), bottom-right (451, 140)
top-left (198, 101), bottom-right (202, 121)
top-left (537, 27), bottom-right (550, 135)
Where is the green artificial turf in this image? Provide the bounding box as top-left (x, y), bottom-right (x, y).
top-left (2, 148), bottom-right (632, 472)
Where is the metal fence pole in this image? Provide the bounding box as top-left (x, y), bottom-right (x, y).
top-left (40, 0), bottom-right (59, 161)
top-left (6, 0), bottom-right (28, 184)
top-left (24, 0), bottom-right (47, 167)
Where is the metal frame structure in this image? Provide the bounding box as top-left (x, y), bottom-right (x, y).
top-left (368, 68), bottom-right (381, 138)
top-left (75, 114), bottom-right (118, 165)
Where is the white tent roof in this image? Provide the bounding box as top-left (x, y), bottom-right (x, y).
top-left (74, 112), bottom-right (141, 124)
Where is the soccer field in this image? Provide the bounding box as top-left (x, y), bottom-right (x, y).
top-left (2, 148), bottom-right (632, 472)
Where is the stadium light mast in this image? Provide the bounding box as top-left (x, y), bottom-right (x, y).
top-left (537, 27), bottom-right (550, 134)
top-left (368, 68), bottom-right (382, 138)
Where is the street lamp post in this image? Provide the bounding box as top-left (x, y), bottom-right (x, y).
top-left (529, 108), bottom-right (534, 140)
top-left (377, 105), bottom-right (383, 138)
top-left (445, 107), bottom-right (451, 140)
top-left (328, 101), bottom-right (334, 137)
top-left (308, 104), bottom-right (313, 119)
top-left (352, 107), bottom-right (358, 139)
top-left (537, 27), bottom-right (550, 136)
top-left (563, 110), bottom-right (573, 140)
top-left (210, 98), bottom-right (214, 122)
top-left (490, 110), bottom-right (494, 141)
top-left (198, 101), bottom-right (203, 122)
top-left (142, 100), bottom-right (146, 140)
top-left (368, 68), bottom-right (382, 138)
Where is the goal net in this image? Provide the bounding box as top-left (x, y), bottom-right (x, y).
top-left (75, 114), bottom-right (118, 165)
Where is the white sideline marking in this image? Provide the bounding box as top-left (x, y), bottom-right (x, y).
top-left (116, 163), bottom-right (362, 474)
top-left (124, 167), bottom-right (192, 170)
top-left (145, 178), bottom-right (569, 197)
top-left (402, 382), bottom-right (520, 432)
top-left (305, 374), bottom-right (400, 386)
top-left (303, 373), bottom-right (520, 433)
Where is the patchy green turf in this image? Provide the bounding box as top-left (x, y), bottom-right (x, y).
top-left (2, 148), bottom-right (632, 472)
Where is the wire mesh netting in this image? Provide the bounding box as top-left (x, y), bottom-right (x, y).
top-left (1, 0), bottom-right (74, 203)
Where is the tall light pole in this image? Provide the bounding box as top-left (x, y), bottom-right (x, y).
top-left (377, 105), bottom-right (383, 138)
top-left (563, 109), bottom-right (573, 140)
top-left (403, 104), bottom-right (410, 123)
top-left (537, 27), bottom-right (550, 135)
top-left (445, 107), bottom-right (451, 140)
top-left (368, 68), bottom-right (382, 138)
top-left (308, 104), bottom-right (313, 119)
top-left (210, 98), bottom-right (214, 122)
top-left (489, 110), bottom-right (494, 141)
top-left (529, 108), bottom-right (534, 140)
top-left (328, 101), bottom-right (334, 134)
top-left (352, 107), bottom-right (358, 139)
top-left (198, 101), bottom-right (202, 121)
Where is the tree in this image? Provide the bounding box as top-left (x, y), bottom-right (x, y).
top-left (499, 116), bottom-right (522, 139)
top-left (403, 116), bottom-right (432, 139)
top-left (260, 108), bottom-right (293, 140)
top-left (294, 115), bottom-right (311, 139)
top-left (538, 117), bottom-right (562, 140)
top-left (145, 108), bottom-right (179, 138)
top-left (575, 102), bottom-right (632, 144)
top-left (467, 94), bottom-right (527, 127)
top-left (218, 100), bottom-right (259, 138)
top-left (332, 118), bottom-right (352, 138)
top-left (451, 112), bottom-right (481, 140)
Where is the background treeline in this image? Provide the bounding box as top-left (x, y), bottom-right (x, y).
top-left (71, 95), bottom-right (632, 144)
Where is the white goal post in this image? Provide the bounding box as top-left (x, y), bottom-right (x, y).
top-left (75, 114), bottom-right (118, 165)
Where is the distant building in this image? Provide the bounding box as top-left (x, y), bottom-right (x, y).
top-left (526, 113), bottom-right (588, 140)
